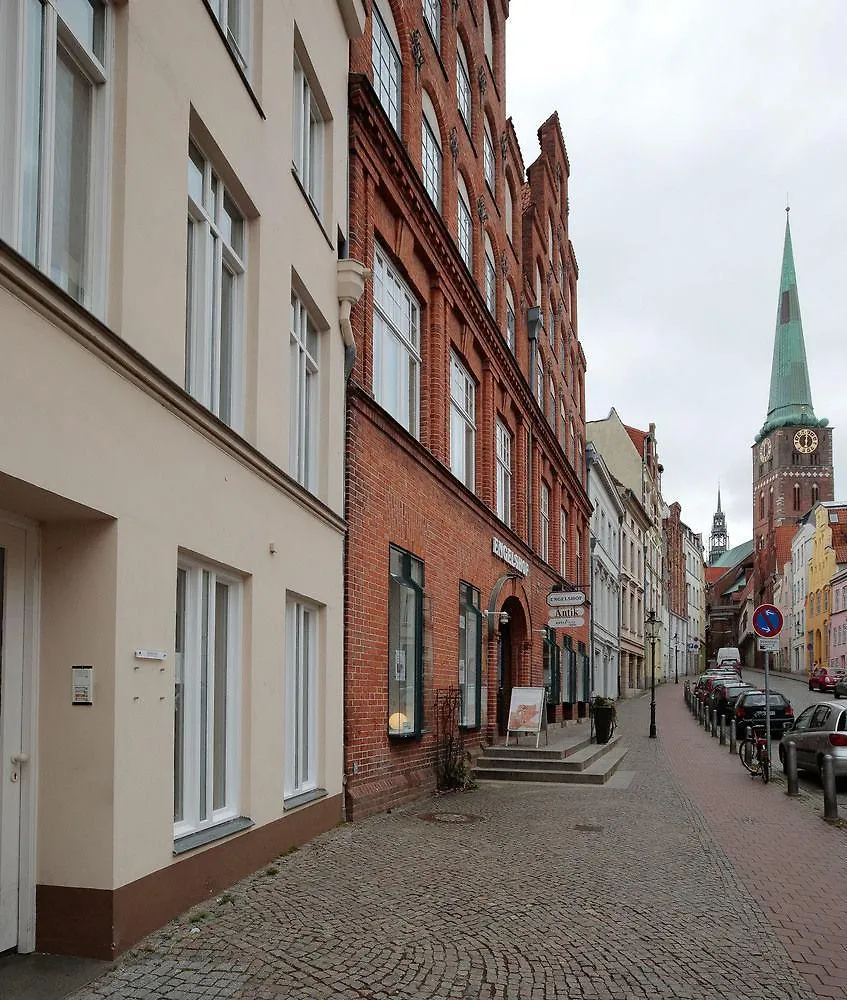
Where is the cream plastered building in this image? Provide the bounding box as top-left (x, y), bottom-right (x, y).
top-left (0, 0), bottom-right (366, 958)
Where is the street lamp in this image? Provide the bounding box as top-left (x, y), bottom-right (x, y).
top-left (646, 610), bottom-right (661, 739)
top-left (673, 633), bottom-right (679, 685)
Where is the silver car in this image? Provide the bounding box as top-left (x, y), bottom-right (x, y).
top-left (778, 701), bottom-right (847, 779)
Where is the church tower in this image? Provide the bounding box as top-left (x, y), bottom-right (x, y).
top-left (753, 209), bottom-right (833, 601)
top-left (708, 486), bottom-right (729, 565)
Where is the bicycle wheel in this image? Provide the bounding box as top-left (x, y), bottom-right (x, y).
top-left (761, 754), bottom-right (770, 783)
top-left (739, 738), bottom-right (761, 774)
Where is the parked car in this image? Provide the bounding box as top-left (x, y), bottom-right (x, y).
top-left (808, 666), bottom-right (846, 693)
top-left (733, 690), bottom-right (794, 739)
top-left (709, 681), bottom-right (754, 721)
top-left (695, 671), bottom-right (741, 704)
top-left (835, 673), bottom-right (847, 699)
top-left (778, 701), bottom-right (847, 779)
top-left (716, 647), bottom-right (743, 671)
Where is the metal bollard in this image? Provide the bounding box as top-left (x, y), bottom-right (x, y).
top-left (711, 709), bottom-right (718, 737)
top-left (719, 714), bottom-right (726, 745)
top-left (785, 741), bottom-right (800, 797)
top-left (822, 754), bottom-right (840, 821)
top-left (704, 704), bottom-right (711, 731)
top-left (695, 699), bottom-right (700, 722)
top-left (729, 718), bottom-right (737, 754)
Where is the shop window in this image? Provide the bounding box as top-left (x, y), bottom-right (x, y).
top-left (388, 546), bottom-right (424, 737)
top-left (458, 582), bottom-right (482, 728)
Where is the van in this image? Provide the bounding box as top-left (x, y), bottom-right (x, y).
top-left (716, 647), bottom-right (742, 669)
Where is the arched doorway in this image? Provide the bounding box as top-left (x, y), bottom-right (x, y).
top-left (497, 595), bottom-right (527, 736)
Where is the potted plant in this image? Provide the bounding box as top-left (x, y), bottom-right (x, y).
top-left (591, 695), bottom-right (617, 744)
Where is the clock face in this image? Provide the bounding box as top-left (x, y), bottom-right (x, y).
top-left (794, 428), bottom-right (819, 454)
top-left (759, 439), bottom-right (772, 462)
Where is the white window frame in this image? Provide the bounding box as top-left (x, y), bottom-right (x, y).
top-left (560, 508), bottom-right (568, 574)
top-left (290, 293), bottom-right (320, 491)
top-left (483, 0), bottom-right (494, 71)
top-left (423, 0), bottom-right (440, 49)
top-left (293, 55), bottom-right (324, 217)
top-left (457, 179), bottom-right (472, 269)
top-left (422, 110), bottom-right (442, 210)
top-left (285, 599), bottom-right (320, 799)
top-left (0, 0), bottom-right (113, 316)
top-left (483, 119), bottom-right (496, 193)
top-left (535, 353), bottom-right (544, 407)
top-left (496, 419), bottom-right (512, 527)
top-left (186, 141), bottom-right (246, 429)
top-left (210, 0), bottom-right (251, 74)
top-left (457, 37), bottom-right (471, 128)
top-left (484, 238), bottom-right (496, 314)
top-left (450, 352), bottom-right (475, 490)
top-left (372, 246), bottom-right (421, 436)
top-left (541, 482), bottom-right (550, 562)
top-left (174, 559), bottom-right (242, 841)
top-left (506, 287), bottom-right (515, 350)
top-left (372, 4), bottom-right (401, 132)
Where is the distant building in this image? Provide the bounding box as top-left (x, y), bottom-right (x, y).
top-left (806, 503), bottom-right (847, 669)
top-left (753, 210), bottom-right (834, 607)
top-left (683, 522), bottom-right (706, 674)
top-left (829, 566), bottom-right (847, 672)
top-left (708, 487), bottom-right (729, 565)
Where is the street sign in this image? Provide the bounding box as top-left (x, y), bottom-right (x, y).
top-left (548, 604), bottom-right (585, 619)
top-left (757, 636), bottom-right (779, 652)
top-left (752, 603), bottom-right (783, 638)
top-left (687, 641), bottom-right (698, 651)
top-left (548, 617), bottom-right (585, 629)
top-left (546, 591), bottom-right (585, 607)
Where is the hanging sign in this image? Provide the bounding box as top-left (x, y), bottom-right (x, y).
top-left (547, 591), bottom-right (585, 607)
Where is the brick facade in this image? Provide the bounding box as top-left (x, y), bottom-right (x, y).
top-left (344, 0), bottom-right (591, 818)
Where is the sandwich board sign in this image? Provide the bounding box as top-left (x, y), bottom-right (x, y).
top-left (505, 686), bottom-right (548, 748)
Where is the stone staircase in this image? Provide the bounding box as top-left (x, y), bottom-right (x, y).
top-left (474, 730), bottom-right (629, 785)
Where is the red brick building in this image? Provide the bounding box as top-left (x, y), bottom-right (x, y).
top-left (343, 0), bottom-right (591, 818)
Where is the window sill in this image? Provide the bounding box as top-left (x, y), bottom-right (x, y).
top-left (291, 168), bottom-right (334, 251)
top-left (173, 816), bottom-right (254, 856)
top-left (200, 0), bottom-right (265, 120)
top-left (388, 730), bottom-right (421, 741)
top-left (283, 787), bottom-right (327, 811)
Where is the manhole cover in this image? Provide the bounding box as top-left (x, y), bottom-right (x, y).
top-left (574, 824), bottom-right (604, 833)
top-left (418, 811), bottom-right (481, 825)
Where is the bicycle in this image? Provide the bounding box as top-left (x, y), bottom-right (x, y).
top-left (738, 723), bottom-right (770, 783)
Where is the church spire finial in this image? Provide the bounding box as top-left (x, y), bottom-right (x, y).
top-left (758, 209), bottom-right (824, 439)
top-left (717, 483), bottom-right (722, 513)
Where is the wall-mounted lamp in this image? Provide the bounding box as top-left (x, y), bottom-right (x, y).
top-left (482, 610), bottom-right (510, 626)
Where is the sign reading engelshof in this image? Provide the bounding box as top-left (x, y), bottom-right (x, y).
top-left (492, 537), bottom-right (529, 576)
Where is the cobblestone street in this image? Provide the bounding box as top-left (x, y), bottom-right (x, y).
top-left (58, 685), bottom-right (844, 1000)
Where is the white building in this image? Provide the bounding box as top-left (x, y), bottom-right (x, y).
top-left (791, 516), bottom-right (815, 673)
top-left (0, 0), bottom-right (367, 958)
top-left (683, 522), bottom-right (705, 675)
top-left (586, 445), bottom-right (624, 698)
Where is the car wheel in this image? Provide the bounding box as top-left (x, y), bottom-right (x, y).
top-left (779, 747), bottom-right (787, 774)
top-left (808, 681), bottom-right (814, 690)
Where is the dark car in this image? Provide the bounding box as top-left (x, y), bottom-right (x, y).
top-left (733, 690), bottom-right (794, 739)
top-left (709, 681), bottom-right (754, 722)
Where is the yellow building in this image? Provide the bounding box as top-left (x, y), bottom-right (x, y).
top-left (805, 503), bottom-right (847, 671)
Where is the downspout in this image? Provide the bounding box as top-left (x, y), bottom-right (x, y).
top-left (337, 258), bottom-right (370, 380)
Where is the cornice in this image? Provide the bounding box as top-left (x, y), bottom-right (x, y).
top-left (0, 243), bottom-right (346, 535)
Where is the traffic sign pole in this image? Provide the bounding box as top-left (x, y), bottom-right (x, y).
top-left (764, 649), bottom-right (771, 762)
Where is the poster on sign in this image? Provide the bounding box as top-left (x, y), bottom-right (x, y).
top-left (505, 686), bottom-right (548, 748)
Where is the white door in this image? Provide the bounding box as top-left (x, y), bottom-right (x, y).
top-left (0, 522), bottom-right (26, 952)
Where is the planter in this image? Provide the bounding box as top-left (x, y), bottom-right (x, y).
top-left (593, 705), bottom-right (615, 744)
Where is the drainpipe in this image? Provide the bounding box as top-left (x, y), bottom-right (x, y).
top-left (337, 258), bottom-right (370, 380)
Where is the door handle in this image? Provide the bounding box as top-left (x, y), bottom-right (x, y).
top-left (11, 753), bottom-right (29, 765)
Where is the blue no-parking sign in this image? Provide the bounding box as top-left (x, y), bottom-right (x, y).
top-left (752, 603), bottom-right (783, 638)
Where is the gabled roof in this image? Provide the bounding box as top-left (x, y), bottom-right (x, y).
top-left (834, 524), bottom-right (847, 565)
top-left (705, 565), bottom-right (725, 586)
top-left (774, 524), bottom-right (796, 573)
top-left (710, 539), bottom-right (754, 568)
top-left (623, 424), bottom-right (647, 455)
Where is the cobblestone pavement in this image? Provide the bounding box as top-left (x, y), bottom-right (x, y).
top-left (65, 687), bottom-right (838, 1000)
top-left (668, 681), bottom-right (847, 999)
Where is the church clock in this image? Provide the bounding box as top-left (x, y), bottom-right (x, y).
top-left (793, 428), bottom-right (818, 454)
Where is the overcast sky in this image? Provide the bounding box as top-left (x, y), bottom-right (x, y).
top-left (506, 0), bottom-right (847, 551)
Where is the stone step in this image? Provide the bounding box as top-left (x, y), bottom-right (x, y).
top-left (482, 733), bottom-right (593, 760)
top-left (474, 744), bottom-right (629, 786)
top-left (478, 735), bottom-right (622, 772)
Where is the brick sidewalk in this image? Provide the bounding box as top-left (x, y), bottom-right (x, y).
top-left (49, 684), bottom-right (834, 1000)
top-left (658, 681), bottom-right (847, 998)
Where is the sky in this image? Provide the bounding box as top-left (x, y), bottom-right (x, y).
top-left (505, 0), bottom-right (847, 551)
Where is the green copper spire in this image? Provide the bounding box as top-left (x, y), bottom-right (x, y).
top-left (758, 209), bottom-right (827, 439)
